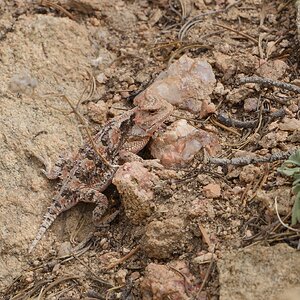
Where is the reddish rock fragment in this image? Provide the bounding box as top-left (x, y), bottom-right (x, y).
top-left (141, 217), bottom-right (186, 259)
top-left (279, 118), bottom-right (300, 131)
top-left (141, 262), bottom-right (198, 300)
top-left (134, 54), bottom-right (216, 117)
top-left (87, 101), bottom-right (107, 124)
top-left (113, 161), bottom-right (159, 224)
top-left (150, 119), bottom-right (220, 167)
top-left (243, 98), bottom-right (258, 112)
top-left (226, 87), bottom-right (253, 104)
top-left (256, 59), bottom-right (288, 80)
top-left (203, 183), bottom-right (221, 199)
top-left (258, 131), bottom-right (288, 149)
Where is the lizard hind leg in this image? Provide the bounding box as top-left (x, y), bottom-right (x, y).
top-left (78, 188), bottom-right (109, 226)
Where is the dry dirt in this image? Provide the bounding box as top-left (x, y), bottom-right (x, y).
top-left (1, 0), bottom-right (300, 299)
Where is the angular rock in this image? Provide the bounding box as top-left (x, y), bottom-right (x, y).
top-left (150, 119), bottom-right (220, 167)
top-left (279, 118), bottom-right (300, 131)
top-left (218, 244), bottom-right (300, 300)
top-left (256, 59), bottom-right (288, 80)
top-left (141, 217), bottom-right (186, 259)
top-left (113, 161), bottom-right (159, 224)
top-left (141, 262), bottom-right (198, 300)
top-left (226, 87), bottom-right (253, 104)
top-left (243, 97), bottom-right (258, 112)
top-left (203, 183), bottom-right (221, 199)
top-left (134, 54), bottom-right (216, 117)
top-left (258, 131), bottom-right (288, 149)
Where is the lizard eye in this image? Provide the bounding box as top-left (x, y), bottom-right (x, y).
top-left (147, 109), bottom-right (157, 114)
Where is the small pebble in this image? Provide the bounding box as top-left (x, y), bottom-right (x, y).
top-left (57, 241), bottom-right (72, 257)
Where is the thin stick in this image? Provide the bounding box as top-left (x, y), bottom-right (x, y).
top-left (179, 11), bottom-right (223, 40)
top-left (214, 23), bottom-right (257, 44)
top-left (105, 245), bottom-right (141, 270)
top-left (62, 95), bottom-right (117, 168)
top-left (38, 276), bottom-right (80, 299)
top-left (274, 197), bottom-right (300, 233)
top-left (195, 257), bottom-right (215, 298)
top-left (106, 285), bottom-right (124, 300)
top-left (239, 76), bottom-right (300, 94)
top-left (40, 0), bottom-right (76, 20)
top-left (178, 0), bottom-right (242, 40)
top-left (168, 266), bottom-right (191, 297)
top-left (215, 109), bottom-right (285, 129)
top-left (210, 117), bottom-right (241, 135)
top-left (72, 254), bottom-right (113, 286)
top-left (207, 149), bottom-right (297, 166)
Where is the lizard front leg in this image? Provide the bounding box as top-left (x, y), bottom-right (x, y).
top-left (31, 152), bottom-right (74, 180)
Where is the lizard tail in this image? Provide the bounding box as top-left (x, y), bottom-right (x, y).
top-left (28, 201), bottom-right (67, 253)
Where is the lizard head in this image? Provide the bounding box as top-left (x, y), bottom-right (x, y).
top-left (133, 88), bottom-right (173, 136)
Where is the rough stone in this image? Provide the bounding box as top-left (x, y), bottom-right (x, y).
top-left (141, 262), bottom-right (198, 300)
top-left (279, 118), bottom-right (300, 131)
top-left (139, 54), bottom-right (216, 116)
top-left (113, 161), bottom-right (159, 224)
top-left (256, 59), bottom-right (288, 80)
top-left (150, 119), bottom-right (220, 167)
top-left (203, 183), bottom-right (221, 199)
top-left (218, 244), bottom-right (300, 300)
top-left (141, 217), bottom-right (186, 259)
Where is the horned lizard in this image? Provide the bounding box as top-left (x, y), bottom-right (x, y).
top-left (29, 94), bottom-right (173, 253)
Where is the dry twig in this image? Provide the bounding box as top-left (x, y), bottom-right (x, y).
top-left (214, 23), bottom-right (257, 44)
top-left (207, 149), bottom-right (297, 166)
top-left (72, 255), bottom-right (112, 286)
top-left (40, 0), bottom-right (76, 20)
top-left (239, 76), bottom-right (300, 94)
top-left (215, 109), bottom-right (285, 129)
top-left (105, 245), bottom-right (141, 270)
top-left (62, 95), bottom-right (117, 168)
top-left (195, 257), bottom-right (215, 299)
top-left (178, 0), bottom-right (242, 40)
top-left (38, 276), bottom-right (80, 299)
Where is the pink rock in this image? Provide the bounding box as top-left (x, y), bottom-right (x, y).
top-left (113, 161), bottom-right (159, 224)
top-left (256, 59), bottom-right (288, 80)
top-left (135, 54), bottom-right (216, 117)
top-left (244, 98), bottom-right (258, 112)
top-left (150, 119), bottom-right (220, 167)
top-left (203, 183), bottom-right (221, 198)
top-left (141, 262), bottom-right (198, 300)
top-left (279, 118), bottom-right (300, 131)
